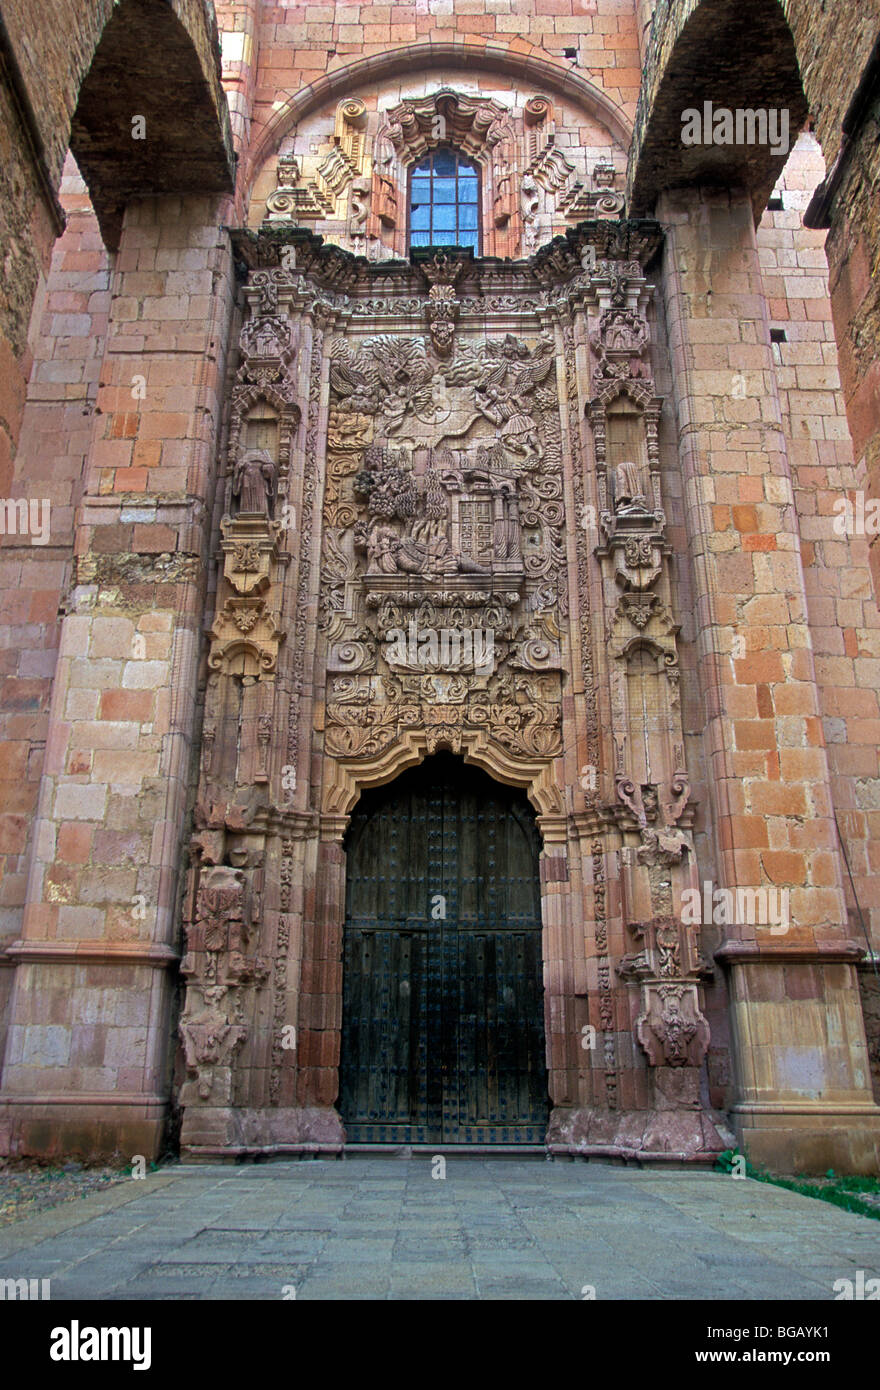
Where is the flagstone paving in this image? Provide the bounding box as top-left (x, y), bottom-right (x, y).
top-left (0, 1158), bottom-right (878, 1300)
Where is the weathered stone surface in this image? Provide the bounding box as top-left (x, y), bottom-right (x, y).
top-left (0, 0), bottom-right (878, 1174)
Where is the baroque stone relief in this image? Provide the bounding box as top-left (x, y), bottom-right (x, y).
top-left (261, 86), bottom-right (625, 260)
top-left (177, 272), bottom-right (310, 1115)
top-left (579, 251), bottom-right (711, 1078)
top-left (320, 325), bottom-right (568, 771)
top-left (521, 95), bottom-right (624, 250)
top-left (267, 99), bottom-right (368, 223)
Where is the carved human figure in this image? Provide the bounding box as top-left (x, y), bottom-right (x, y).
top-left (395, 515), bottom-right (458, 577)
top-left (605, 309), bottom-right (641, 351)
top-left (366, 523), bottom-right (401, 574)
top-left (658, 995), bottom-right (697, 1066)
top-left (475, 385), bottom-right (543, 467)
top-left (233, 449), bottom-right (277, 516)
top-left (251, 319), bottom-right (284, 357)
top-left (613, 459), bottom-right (648, 513)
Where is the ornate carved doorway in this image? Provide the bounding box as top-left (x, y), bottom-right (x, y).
top-left (339, 755), bottom-right (549, 1143)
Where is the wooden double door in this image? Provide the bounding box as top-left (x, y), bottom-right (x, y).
top-left (339, 755), bottom-right (549, 1144)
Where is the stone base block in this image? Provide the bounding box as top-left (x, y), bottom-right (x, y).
top-left (733, 1103), bottom-right (880, 1175)
top-left (546, 1105), bottom-right (732, 1163)
top-left (180, 1105), bottom-right (345, 1160)
top-left (0, 1097), bottom-right (167, 1162)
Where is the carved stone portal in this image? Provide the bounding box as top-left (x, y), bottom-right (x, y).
top-left (178, 217), bottom-right (729, 1163)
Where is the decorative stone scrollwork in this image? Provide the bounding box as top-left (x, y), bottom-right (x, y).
top-left (180, 990), bottom-right (248, 1101)
top-left (618, 916), bottom-right (711, 1069)
top-left (319, 323), bottom-right (567, 791)
top-left (268, 99), bottom-right (368, 224)
top-left (636, 983), bottom-right (711, 1069)
top-left (385, 89), bottom-right (510, 163)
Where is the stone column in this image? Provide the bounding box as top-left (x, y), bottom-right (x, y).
top-left (660, 185), bottom-right (880, 1172)
top-left (0, 193), bottom-right (236, 1161)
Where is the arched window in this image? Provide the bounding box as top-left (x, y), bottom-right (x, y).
top-left (408, 148), bottom-right (480, 254)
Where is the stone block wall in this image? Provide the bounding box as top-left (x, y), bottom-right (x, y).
top-left (757, 134), bottom-right (880, 961)
top-left (0, 188), bottom-right (238, 1159)
top-left (1, 0), bottom-right (879, 1168)
top-left (0, 157), bottom-right (110, 1070)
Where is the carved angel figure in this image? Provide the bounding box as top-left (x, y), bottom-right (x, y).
top-left (658, 996), bottom-right (697, 1066)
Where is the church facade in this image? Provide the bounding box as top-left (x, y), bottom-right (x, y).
top-left (0, 0), bottom-right (879, 1173)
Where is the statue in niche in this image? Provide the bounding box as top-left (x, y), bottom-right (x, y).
top-left (233, 449), bottom-right (277, 517)
top-left (612, 459), bottom-right (649, 515)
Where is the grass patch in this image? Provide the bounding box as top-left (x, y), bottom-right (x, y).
top-left (715, 1149), bottom-right (880, 1220)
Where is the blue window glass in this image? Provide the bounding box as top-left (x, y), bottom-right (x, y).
top-left (432, 148), bottom-right (457, 176)
top-left (408, 149), bottom-right (481, 254)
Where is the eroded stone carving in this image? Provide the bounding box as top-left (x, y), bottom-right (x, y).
top-left (268, 99), bottom-right (368, 224)
top-left (233, 449), bottom-right (277, 517)
top-left (321, 327), bottom-right (566, 775)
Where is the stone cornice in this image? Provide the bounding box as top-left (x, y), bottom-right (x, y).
top-left (228, 217), bottom-right (665, 303)
top-left (715, 939), bottom-right (867, 966)
top-left (5, 942), bottom-right (180, 968)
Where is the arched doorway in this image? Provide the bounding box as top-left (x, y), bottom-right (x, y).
top-left (339, 754), bottom-right (549, 1144)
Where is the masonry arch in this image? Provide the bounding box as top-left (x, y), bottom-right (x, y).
top-left (245, 38), bottom-right (634, 200)
top-left (69, 0), bottom-right (234, 249)
top-left (629, 0), bottom-right (809, 219)
top-left (337, 752), bottom-right (550, 1144)
top-left (320, 725), bottom-right (565, 825)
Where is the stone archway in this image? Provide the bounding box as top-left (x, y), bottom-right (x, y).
top-left (244, 37), bottom-right (635, 199)
top-left (338, 753), bottom-right (550, 1145)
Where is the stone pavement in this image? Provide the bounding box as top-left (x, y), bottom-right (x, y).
top-left (0, 1158), bottom-right (878, 1301)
